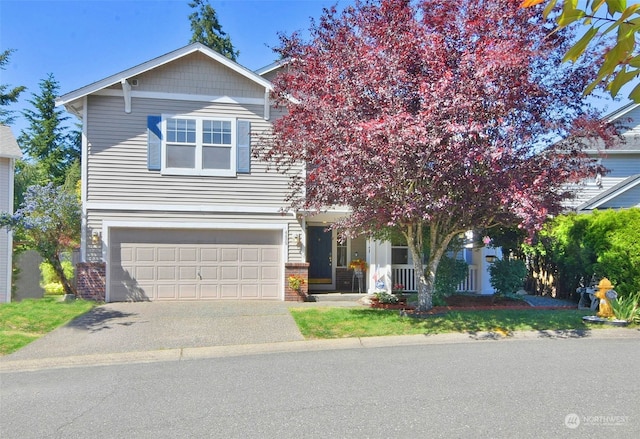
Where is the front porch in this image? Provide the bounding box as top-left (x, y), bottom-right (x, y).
top-left (297, 212), bottom-right (498, 297)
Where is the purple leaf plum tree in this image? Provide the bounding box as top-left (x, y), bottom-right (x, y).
top-left (263, 0), bottom-right (616, 311)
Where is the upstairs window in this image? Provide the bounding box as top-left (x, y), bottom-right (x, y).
top-left (163, 116), bottom-right (236, 176)
top-left (147, 115), bottom-right (251, 177)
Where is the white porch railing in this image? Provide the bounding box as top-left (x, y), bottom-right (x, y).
top-left (391, 264), bottom-right (478, 293)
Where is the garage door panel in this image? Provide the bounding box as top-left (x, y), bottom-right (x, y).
top-left (241, 248), bottom-right (259, 262)
top-left (241, 284), bottom-right (259, 298)
top-left (178, 284), bottom-right (198, 299)
top-left (241, 266), bottom-right (259, 280)
top-left (179, 247), bottom-right (197, 262)
top-left (261, 266), bottom-right (279, 281)
top-left (110, 229), bottom-right (282, 302)
top-left (261, 285), bottom-right (279, 298)
top-left (261, 248), bottom-right (280, 262)
top-left (118, 247), bottom-right (132, 263)
top-left (178, 266), bottom-right (197, 280)
top-left (135, 247), bottom-right (155, 262)
top-left (200, 284), bottom-right (220, 299)
top-left (157, 284), bottom-right (177, 299)
top-left (134, 266), bottom-right (155, 282)
top-left (157, 248), bottom-right (177, 262)
top-left (157, 267), bottom-right (176, 281)
top-left (221, 248), bottom-right (239, 262)
top-left (220, 284), bottom-right (239, 298)
top-left (220, 266), bottom-right (239, 280)
top-left (199, 266), bottom-right (218, 280)
top-left (200, 248), bottom-right (218, 262)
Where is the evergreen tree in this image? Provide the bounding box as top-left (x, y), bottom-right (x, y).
top-left (18, 73), bottom-right (80, 186)
top-left (188, 0), bottom-right (239, 61)
top-left (0, 49), bottom-right (26, 125)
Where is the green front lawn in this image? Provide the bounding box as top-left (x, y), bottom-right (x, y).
top-left (290, 307), bottom-right (600, 339)
top-left (0, 297), bottom-right (96, 355)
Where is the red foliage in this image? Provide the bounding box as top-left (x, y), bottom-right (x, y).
top-left (263, 0), bottom-right (617, 309)
top-left (267, 0), bottom-right (613, 231)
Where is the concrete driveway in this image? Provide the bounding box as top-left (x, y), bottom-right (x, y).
top-left (4, 301), bottom-right (305, 361)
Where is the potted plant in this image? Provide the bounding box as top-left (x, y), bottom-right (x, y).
top-left (288, 274), bottom-right (307, 300)
top-left (349, 259), bottom-right (368, 273)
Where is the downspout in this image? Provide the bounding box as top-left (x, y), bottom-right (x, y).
top-left (80, 97), bottom-right (89, 262)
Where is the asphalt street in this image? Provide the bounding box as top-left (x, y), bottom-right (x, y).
top-left (2, 335), bottom-right (639, 438)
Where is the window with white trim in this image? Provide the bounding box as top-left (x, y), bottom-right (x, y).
top-left (162, 115), bottom-right (237, 176)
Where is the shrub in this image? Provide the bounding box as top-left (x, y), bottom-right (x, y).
top-left (43, 282), bottom-right (65, 295)
top-left (610, 291), bottom-right (640, 324)
top-left (40, 258), bottom-right (74, 296)
top-left (434, 256), bottom-right (469, 297)
top-left (523, 208), bottom-right (640, 298)
top-left (489, 258), bottom-right (527, 296)
top-left (374, 291), bottom-right (399, 304)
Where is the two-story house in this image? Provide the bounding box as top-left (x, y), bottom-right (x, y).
top-left (58, 43), bottom-right (496, 302)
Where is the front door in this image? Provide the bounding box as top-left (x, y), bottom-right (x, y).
top-left (307, 226), bottom-right (332, 286)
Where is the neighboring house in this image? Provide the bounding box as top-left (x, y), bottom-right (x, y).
top-left (57, 43), bottom-right (496, 302)
top-left (566, 102), bottom-right (640, 212)
top-left (0, 125), bottom-right (22, 303)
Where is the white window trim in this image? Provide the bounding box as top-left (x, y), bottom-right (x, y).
top-left (161, 114), bottom-right (237, 177)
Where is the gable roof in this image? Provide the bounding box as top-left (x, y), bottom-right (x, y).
top-left (576, 174), bottom-right (640, 212)
top-left (603, 102), bottom-right (640, 123)
top-left (581, 102), bottom-right (640, 153)
top-left (0, 125), bottom-right (22, 159)
top-left (255, 59), bottom-right (288, 77)
top-left (56, 43), bottom-right (274, 110)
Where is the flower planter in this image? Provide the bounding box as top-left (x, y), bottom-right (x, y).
top-left (370, 297), bottom-right (411, 310)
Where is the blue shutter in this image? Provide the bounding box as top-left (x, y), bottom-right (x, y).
top-left (236, 120), bottom-right (251, 173)
top-left (147, 115), bottom-right (162, 171)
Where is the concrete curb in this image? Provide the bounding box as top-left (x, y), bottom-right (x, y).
top-left (2, 327), bottom-right (638, 373)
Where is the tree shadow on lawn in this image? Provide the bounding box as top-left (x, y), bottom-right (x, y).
top-left (65, 306), bottom-right (142, 333)
top-left (349, 308), bottom-right (594, 339)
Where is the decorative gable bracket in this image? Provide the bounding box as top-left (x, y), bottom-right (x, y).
top-left (121, 78), bottom-right (132, 114)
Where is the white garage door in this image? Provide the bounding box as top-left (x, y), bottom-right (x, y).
top-left (109, 228), bottom-right (282, 302)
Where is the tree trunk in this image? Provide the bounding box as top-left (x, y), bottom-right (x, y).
top-left (407, 222), bottom-right (460, 312)
top-left (406, 223), bottom-right (432, 312)
top-left (48, 253), bottom-right (77, 297)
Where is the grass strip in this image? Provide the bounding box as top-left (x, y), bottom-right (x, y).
top-left (290, 307), bottom-right (603, 339)
top-left (0, 297), bottom-right (96, 355)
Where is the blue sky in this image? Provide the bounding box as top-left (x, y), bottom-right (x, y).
top-left (0, 0), bottom-right (632, 138)
top-left (1, 0), bottom-right (347, 135)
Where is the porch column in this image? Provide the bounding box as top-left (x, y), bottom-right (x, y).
top-left (367, 239), bottom-right (392, 294)
top-left (479, 246), bottom-right (503, 295)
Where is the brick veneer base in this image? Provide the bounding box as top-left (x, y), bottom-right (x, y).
top-left (76, 262), bottom-right (106, 301)
top-left (284, 262), bottom-right (310, 302)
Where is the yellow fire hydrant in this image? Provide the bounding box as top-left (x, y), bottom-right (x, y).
top-left (595, 278), bottom-right (617, 318)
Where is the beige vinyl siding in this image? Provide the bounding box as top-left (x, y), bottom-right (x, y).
top-left (85, 210), bottom-right (304, 263)
top-left (602, 154), bottom-right (640, 177)
top-left (0, 158), bottom-right (11, 301)
top-left (106, 52), bottom-right (265, 99)
top-left (85, 94), bottom-right (299, 207)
